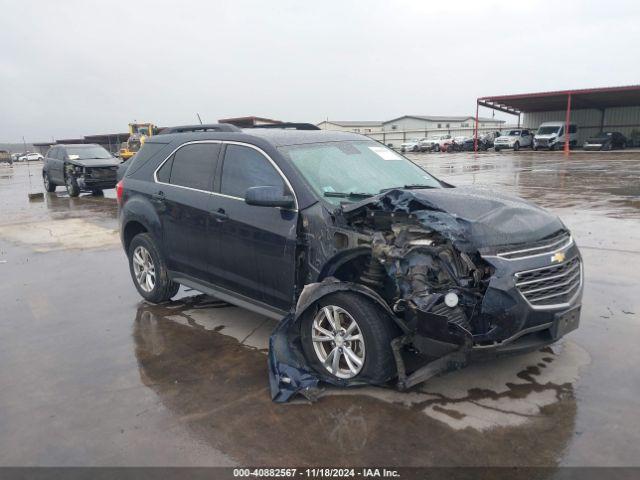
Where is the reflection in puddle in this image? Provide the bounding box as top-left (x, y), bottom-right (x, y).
top-left (132, 296), bottom-right (583, 466)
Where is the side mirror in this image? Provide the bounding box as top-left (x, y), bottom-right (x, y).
top-left (245, 186), bottom-right (295, 209)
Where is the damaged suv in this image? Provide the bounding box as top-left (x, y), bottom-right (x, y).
top-left (118, 125), bottom-right (583, 398)
top-left (43, 144), bottom-right (120, 196)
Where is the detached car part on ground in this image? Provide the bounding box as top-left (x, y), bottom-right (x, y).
top-left (42, 144), bottom-right (121, 197)
top-left (118, 127), bottom-right (583, 403)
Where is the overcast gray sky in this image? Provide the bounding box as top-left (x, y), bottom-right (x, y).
top-left (1, 0), bottom-right (639, 142)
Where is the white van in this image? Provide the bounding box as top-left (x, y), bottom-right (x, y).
top-left (533, 122), bottom-right (578, 151)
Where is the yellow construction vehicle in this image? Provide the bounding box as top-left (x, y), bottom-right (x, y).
top-left (119, 122), bottom-right (157, 160)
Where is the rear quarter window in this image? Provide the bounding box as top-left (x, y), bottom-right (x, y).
top-left (125, 142), bottom-right (172, 177)
top-left (46, 147), bottom-right (58, 159)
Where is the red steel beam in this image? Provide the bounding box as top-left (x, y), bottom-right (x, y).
top-left (474, 100), bottom-right (479, 153)
top-left (564, 93), bottom-right (572, 155)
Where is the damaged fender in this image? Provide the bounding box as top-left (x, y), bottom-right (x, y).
top-left (268, 278), bottom-right (405, 403)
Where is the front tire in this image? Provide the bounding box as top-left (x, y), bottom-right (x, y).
top-left (128, 233), bottom-right (180, 303)
top-left (513, 141), bottom-right (520, 151)
top-left (65, 175), bottom-right (80, 197)
top-left (300, 292), bottom-right (398, 385)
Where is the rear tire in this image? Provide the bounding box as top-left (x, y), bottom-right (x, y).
top-left (128, 233), bottom-right (180, 303)
top-left (43, 172), bottom-right (56, 192)
top-left (300, 292), bottom-right (398, 385)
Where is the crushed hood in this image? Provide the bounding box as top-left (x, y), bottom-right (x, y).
top-left (68, 159), bottom-right (121, 168)
top-left (342, 186), bottom-right (564, 252)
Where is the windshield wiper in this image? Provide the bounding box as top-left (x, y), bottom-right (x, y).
top-left (379, 184), bottom-right (437, 193)
top-left (324, 191), bottom-right (374, 199)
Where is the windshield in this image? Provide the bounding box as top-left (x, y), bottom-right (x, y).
top-left (504, 130), bottom-right (521, 136)
top-left (66, 146), bottom-right (113, 160)
top-left (279, 141), bottom-right (441, 204)
top-left (537, 126), bottom-right (560, 135)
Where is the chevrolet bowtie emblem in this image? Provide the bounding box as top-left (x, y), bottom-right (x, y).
top-left (551, 252), bottom-right (566, 263)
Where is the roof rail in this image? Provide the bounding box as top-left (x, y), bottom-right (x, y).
top-left (245, 122), bottom-right (320, 131)
top-left (158, 123), bottom-right (241, 134)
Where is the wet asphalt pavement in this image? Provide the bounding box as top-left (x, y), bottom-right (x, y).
top-left (0, 151), bottom-right (639, 467)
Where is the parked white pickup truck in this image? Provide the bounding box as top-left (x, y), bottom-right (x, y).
top-left (493, 129), bottom-right (533, 151)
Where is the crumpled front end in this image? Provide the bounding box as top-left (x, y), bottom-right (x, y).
top-left (269, 187), bottom-right (583, 401)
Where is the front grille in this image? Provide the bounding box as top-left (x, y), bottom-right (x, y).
top-left (515, 256), bottom-right (582, 308)
top-left (86, 167), bottom-right (117, 180)
top-left (496, 230), bottom-right (572, 260)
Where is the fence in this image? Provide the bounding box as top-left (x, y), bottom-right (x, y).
top-left (363, 126), bottom-right (520, 148)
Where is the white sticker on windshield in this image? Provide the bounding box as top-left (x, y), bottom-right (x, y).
top-left (369, 146), bottom-right (401, 160)
top-left (68, 155), bottom-right (80, 160)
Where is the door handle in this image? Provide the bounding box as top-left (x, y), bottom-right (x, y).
top-left (212, 208), bottom-right (228, 222)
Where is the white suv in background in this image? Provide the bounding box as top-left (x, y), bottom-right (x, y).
top-left (533, 122), bottom-right (578, 150)
top-left (493, 129), bottom-right (533, 151)
top-left (419, 134), bottom-right (452, 152)
top-left (18, 152), bottom-right (44, 161)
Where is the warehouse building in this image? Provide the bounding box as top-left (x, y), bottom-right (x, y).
top-left (33, 132), bottom-right (129, 155)
top-left (382, 115), bottom-right (503, 132)
top-left (318, 115), bottom-right (504, 148)
top-left (477, 85), bottom-right (640, 148)
top-left (317, 120), bottom-right (383, 134)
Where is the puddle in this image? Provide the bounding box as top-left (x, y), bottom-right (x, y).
top-left (146, 294), bottom-right (590, 432)
top-left (0, 218), bottom-right (120, 251)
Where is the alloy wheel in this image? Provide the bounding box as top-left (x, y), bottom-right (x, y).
top-left (311, 305), bottom-right (365, 379)
top-left (132, 246), bottom-right (156, 293)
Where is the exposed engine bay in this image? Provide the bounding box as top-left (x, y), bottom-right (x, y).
top-left (268, 187), bottom-right (582, 402)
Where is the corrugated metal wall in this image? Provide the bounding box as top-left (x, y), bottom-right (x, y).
top-left (523, 106), bottom-right (640, 143)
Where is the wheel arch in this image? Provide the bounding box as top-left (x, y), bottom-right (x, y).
top-left (316, 247), bottom-right (371, 283)
top-left (296, 278), bottom-right (408, 334)
top-left (120, 194), bottom-right (164, 254)
top-left (122, 220), bottom-right (149, 253)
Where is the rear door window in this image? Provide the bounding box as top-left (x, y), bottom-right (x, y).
top-left (220, 144), bottom-right (284, 198)
top-left (167, 143), bottom-right (220, 191)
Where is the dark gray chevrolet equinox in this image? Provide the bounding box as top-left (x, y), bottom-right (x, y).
top-left (118, 124), bottom-right (583, 388)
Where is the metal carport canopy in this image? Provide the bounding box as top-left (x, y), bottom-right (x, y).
top-left (478, 84), bottom-right (640, 114)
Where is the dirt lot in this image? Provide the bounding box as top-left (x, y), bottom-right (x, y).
top-left (1, 151), bottom-right (639, 467)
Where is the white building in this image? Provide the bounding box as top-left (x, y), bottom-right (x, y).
top-left (317, 120), bottom-right (383, 134)
top-left (382, 115), bottom-right (504, 132)
top-left (317, 115), bottom-right (504, 147)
